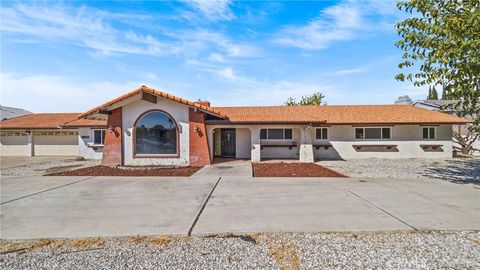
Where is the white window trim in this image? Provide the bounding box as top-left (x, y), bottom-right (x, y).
top-left (354, 127), bottom-right (392, 140)
top-left (315, 127), bottom-right (329, 140)
top-left (422, 126), bottom-right (436, 140)
top-left (260, 128), bottom-right (294, 141)
top-left (93, 129), bottom-right (106, 146)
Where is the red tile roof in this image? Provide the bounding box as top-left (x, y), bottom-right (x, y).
top-left (79, 86), bottom-right (227, 119)
top-left (212, 104), bottom-right (471, 125)
top-left (1, 92), bottom-right (469, 130)
top-left (61, 118), bottom-right (107, 128)
top-left (0, 113), bottom-right (106, 129)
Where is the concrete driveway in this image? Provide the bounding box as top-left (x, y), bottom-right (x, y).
top-left (193, 177), bottom-right (480, 234)
top-left (1, 175), bottom-right (479, 239)
top-left (1, 176), bottom-right (219, 239)
top-left (0, 156), bottom-right (75, 169)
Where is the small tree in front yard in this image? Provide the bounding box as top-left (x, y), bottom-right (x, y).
top-left (452, 125), bottom-right (479, 155)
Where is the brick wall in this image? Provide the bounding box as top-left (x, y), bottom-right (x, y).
top-left (189, 108), bottom-right (211, 166)
top-left (102, 107), bottom-right (123, 166)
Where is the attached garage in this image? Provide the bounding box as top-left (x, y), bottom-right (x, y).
top-left (32, 130), bottom-right (78, 156)
top-left (1, 113), bottom-right (106, 158)
top-left (0, 131), bottom-right (30, 156)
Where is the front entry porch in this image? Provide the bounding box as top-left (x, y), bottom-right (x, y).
top-left (207, 125), bottom-right (316, 163)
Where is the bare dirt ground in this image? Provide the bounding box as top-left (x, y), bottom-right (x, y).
top-left (253, 162), bottom-right (347, 177)
top-left (47, 165), bottom-right (203, 177)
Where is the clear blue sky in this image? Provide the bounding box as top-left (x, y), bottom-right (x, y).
top-left (0, 0), bottom-right (427, 113)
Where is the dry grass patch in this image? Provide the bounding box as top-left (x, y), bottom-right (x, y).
top-left (69, 237), bottom-right (105, 249)
top-left (127, 235), bottom-right (175, 246)
top-left (252, 234), bottom-right (300, 270)
top-left (1, 239), bottom-right (65, 254)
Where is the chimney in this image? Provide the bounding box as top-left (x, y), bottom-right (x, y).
top-left (196, 100), bottom-right (211, 107)
top-left (394, 95), bottom-right (413, 105)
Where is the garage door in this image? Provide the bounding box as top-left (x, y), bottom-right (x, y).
top-left (33, 131), bottom-right (79, 156)
top-left (0, 131), bottom-right (30, 156)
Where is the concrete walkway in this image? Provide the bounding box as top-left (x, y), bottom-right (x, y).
top-left (193, 159), bottom-right (252, 177)
top-left (1, 175), bottom-right (479, 239)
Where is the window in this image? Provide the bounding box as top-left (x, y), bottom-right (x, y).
top-left (355, 127), bottom-right (391, 140)
top-left (260, 129), bottom-right (267, 139)
top-left (134, 111), bottom-right (178, 155)
top-left (284, 129), bottom-right (293, 139)
top-left (93, 129), bottom-right (106, 145)
top-left (422, 127), bottom-right (436, 139)
top-left (0, 131), bottom-right (28, 136)
top-left (260, 128), bottom-right (293, 140)
top-left (268, 129), bottom-right (283, 139)
top-left (316, 128), bottom-right (328, 140)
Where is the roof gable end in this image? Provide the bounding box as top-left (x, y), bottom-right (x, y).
top-left (79, 86), bottom-right (227, 119)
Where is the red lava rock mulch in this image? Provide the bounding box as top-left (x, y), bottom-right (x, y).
top-left (253, 162), bottom-right (348, 177)
top-left (46, 165), bottom-right (202, 177)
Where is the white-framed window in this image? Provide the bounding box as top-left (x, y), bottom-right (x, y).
top-left (422, 126), bottom-right (436, 140)
top-left (355, 127), bottom-right (391, 140)
top-left (0, 131), bottom-right (28, 136)
top-left (93, 129), bottom-right (106, 145)
top-left (32, 131), bottom-right (78, 136)
top-left (260, 128), bottom-right (293, 140)
top-left (315, 127), bottom-right (328, 140)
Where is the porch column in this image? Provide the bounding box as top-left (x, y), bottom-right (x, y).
top-left (299, 126), bottom-right (314, 162)
top-left (27, 131), bottom-right (33, 157)
top-left (250, 127), bottom-right (261, 162)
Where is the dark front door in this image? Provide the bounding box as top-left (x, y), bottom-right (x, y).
top-left (221, 129), bottom-right (236, 157)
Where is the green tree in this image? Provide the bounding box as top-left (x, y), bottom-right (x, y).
top-left (395, 0), bottom-right (480, 130)
top-left (284, 92), bottom-right (327, 106)
top-left (427, 86), bottom-right (438, 100)
top-left (441, 89), bottom-right (447, 100)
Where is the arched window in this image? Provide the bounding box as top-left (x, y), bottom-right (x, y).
top-left (134, 111), bottom-right (178, 155)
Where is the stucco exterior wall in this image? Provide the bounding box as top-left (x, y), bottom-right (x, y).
top-left (207, 126), bottom-right (252, 159)
top-left (78, 128), bottom-right (103, 159)
top-left (236, 128), bottom-right (251, 159)
top-left (313, 125), bottom-right (453, 159)
top-left (207, 124), bottom-right (454, 161)
top-left (260, 128), bottom-right (300, 159)
top-left (207, 125), bottom-right (308, 161)
top-left (207, 125), bottom-right (254, 160)
top-left (214, 130), bottom-right (221, 156)
top-left (122, 98), bottom-right (190, 166)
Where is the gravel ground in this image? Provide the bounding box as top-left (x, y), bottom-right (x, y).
top-left (1, 231), bottom-right (478, 269)
top-left (319, 157), bottom-right (480, 184)
top-left (1, 159), bottom-right (100, 176)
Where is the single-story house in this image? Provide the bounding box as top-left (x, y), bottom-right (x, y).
top-left (0, 113), bottom-right (106, 158)
top-left (410, 99), bottom-right (479, 155)
top-left (1, 86), bottom-right (470, 166)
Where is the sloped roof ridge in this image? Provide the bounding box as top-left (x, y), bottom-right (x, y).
top-left (79, 86), bottom-right (227, 119)
top-left (212, 104), bottom-right (411, 108)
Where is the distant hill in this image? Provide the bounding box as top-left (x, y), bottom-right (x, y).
top-left (0, 105), bottom-right (32, 120)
